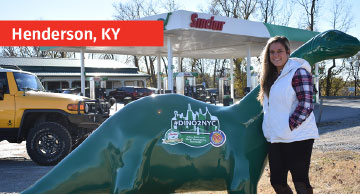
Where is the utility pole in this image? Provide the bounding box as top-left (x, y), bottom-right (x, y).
top-left (356, 64), bottom-right (359, 96)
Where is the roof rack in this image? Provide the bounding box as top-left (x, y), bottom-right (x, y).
top-left (0, 64), bottom-right (22, 70)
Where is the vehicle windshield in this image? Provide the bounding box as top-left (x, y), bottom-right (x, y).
top-left (13, 72), bottom-right (45, 91)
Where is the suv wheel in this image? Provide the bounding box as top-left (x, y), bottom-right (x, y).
top-left (26, 122), bottom-right (72, 166)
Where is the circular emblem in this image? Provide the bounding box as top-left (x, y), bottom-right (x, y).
top-left (210, 130), bottom-right (226, 147)
top-left (163, 130), bottom-right (183, 145)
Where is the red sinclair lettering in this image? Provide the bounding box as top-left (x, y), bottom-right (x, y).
top-left (190, 13), bottom-right (225, 31)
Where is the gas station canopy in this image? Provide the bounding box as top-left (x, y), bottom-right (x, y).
top-left (43, 10), bottom-right (318, 59)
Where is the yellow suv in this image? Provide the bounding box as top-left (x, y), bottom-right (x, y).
top-left (0, 67), bottom-right (110, 165)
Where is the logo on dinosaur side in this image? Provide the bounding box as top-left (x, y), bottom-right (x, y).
top-left (162, 104), bottom-right (226, 148)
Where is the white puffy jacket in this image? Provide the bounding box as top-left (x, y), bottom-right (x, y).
top-left (262, 58), bottom-right (319, 143)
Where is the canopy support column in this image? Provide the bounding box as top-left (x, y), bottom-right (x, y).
top-left (230, 59), bottom-right (234, 99)
top-left (80, 48), bottom-right (85, 96)
top-left (157, 54), bottom-right (161, 93)
top-left (177, 56), bottom-right (181, 72)
top-left (167, 36), bottom-right (174, 93)
top-left (246, 45), bottom-right (252, 92)
top-left (315, 63), bottom-right (319, 103)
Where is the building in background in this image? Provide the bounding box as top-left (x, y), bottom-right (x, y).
top-left (0, 57), bottom-right (149, 93)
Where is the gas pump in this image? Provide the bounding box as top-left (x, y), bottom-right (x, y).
top-left (163, 77), bottom-right (169, 93)
top-left (219, 77), bottom-right (232, 106)
top-left (89, 77), bottom-right (107, 100)
top-left (164, 72), bottom-right (198, 95)
top-left (175, 72), bottom-right (196, 97)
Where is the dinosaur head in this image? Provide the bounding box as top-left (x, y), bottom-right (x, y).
top-left (291, 30), bottom-right (360, 65)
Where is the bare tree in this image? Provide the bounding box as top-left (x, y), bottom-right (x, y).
top-left (329, 0), bottom-right (353, 33)
top-left (347, 54), bottom-right (360, 96)
top-left (113, 0), bottom-right (161, 84)
top-left (324, 60), bottom-right (347, 96)
top-left (1, 46), bottom-right (72, 59)
top-left (257, 0), bottom-right (293, 26)
top-left (323, 0), bottom-right (353, 96)
top-left (210, 0), bottom-right (258, 19)
top-left (133, 56), bottom-right (140, 70)
top-left (32, 47), bottom-right (47, 57)
top-left (161, 57), bottom-right (168, 76)
top-left (213, 59), bottom-right (219, 87)
top-left (99, 54), bottom-right (115, 60)
top-left (144, 56), bottom-right (157, 87)
top-left (113, 0), bottom-right (157, 20)
top-left (276, 1), bottom-right (293, 26)
top-left (258, 0), bottom-right (276, 23)
top-left (160, 0), bottom-right (181, 11)
top-left (2, 47), bottom-right (19, 57)
top-left (208, 0), bottom-right (258, 96)
top-left (296, 0), bottom-right (320, 31)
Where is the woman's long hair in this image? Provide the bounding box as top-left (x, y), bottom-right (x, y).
top-left (257, 36), bottom-right (290, 104)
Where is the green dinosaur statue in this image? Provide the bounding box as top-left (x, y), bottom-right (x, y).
top-left (21, 30), bottom-right (360, 194)
top-left (292, 30), bottom-right (360, 65)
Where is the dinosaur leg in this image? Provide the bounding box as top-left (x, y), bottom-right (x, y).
top-left (111, 139), bottom-right (158, 194)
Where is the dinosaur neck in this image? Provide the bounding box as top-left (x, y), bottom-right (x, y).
top-left (231, 85), bottom-right (262, 116)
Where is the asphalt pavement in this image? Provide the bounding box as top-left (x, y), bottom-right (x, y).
top-left (313, 98), bottom-right (360, 123)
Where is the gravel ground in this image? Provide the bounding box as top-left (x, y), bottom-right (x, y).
top-left (312, 98), bottom-right (360, 152)
top-left (314, 117), bottom-right (360, 152)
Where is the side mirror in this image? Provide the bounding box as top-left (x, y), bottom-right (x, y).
top-left (0, 82), bottom-right (4, 100)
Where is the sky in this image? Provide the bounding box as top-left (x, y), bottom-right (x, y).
top-left (0, 0), bottom-right (204, 20)
top-left (0, 0), bottom-right (359, 38)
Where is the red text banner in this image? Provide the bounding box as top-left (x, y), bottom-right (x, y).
top-left (0, 21), bottom-right (164, 46)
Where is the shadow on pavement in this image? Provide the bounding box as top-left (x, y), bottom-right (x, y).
top-left (0, 158), bottom-right (53, 193)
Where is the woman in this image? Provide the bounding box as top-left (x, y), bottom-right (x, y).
top-left (258, 36), bottom-right (319, 194)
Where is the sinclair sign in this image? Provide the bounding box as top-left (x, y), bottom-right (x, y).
top-left (189, 13), bottom-right (226, 31)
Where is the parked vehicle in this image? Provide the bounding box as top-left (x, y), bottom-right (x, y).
top-left (137, 87), bottom-right (153, 97)
top-left (109, 88), bottom-right (127, 101)
top-left (109, 86), bottom-right (153, 102)
top-left (0, 67), bottom-right (111, 165)
top-left (147, 87), bottom-right (164, 94)
top-left (62, 88), bottom-right (115, 105)
top-left (206, 88), bottom-right (218, 104)
top-left (194, 84), bottom-right (207, 101)
top-left (62, 87), bottom-right (89, 96)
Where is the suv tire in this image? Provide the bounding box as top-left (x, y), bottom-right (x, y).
top-left (26, 122), bottom-right (72, 166)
